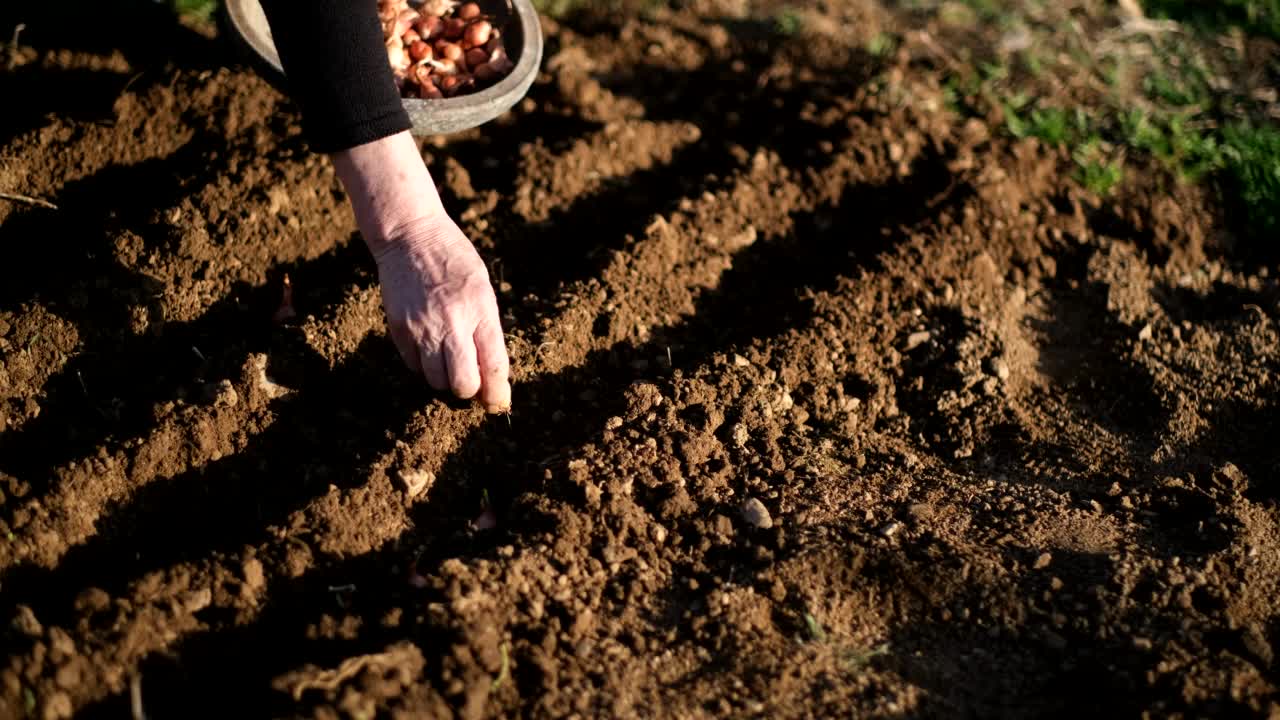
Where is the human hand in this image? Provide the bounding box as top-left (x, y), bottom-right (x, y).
top-left (373, 216), bottom-right (511, 411)
top-left (330, 130), bottom-right (510, 412)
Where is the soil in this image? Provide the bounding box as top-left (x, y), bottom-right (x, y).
top-left (1, 1), bottom-right (1279, 718)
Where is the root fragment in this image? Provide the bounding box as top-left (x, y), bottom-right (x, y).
top-left (274, 644), bottom-right (425, 701)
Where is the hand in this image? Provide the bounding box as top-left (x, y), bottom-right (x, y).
top-left (329, 130), bottom-right (510, 412)
top-left (373, 216), bottom-right (511, 411)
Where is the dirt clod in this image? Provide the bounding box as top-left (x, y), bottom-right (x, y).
top-left (11, 606), bottom-right (41, 637)
top-left (242, 557), bottom-right (266, 593)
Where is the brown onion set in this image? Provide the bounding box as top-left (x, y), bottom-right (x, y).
top-left (379, 0), bottom-right (514, 99)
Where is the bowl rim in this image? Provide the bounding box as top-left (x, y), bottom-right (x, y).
top-left (221, 0), bottom-right (543, 129)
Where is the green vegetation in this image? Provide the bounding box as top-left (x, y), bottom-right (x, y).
top-left (928, 0), bottom-right (1280, 234)
top-left (867, 32), bottom-right (898, 57)
top-left (802, 611), bottom-right (827, 642)
top-left (1074, 154), bottom-right (1126, 196)
top-left (1143, 0), bottom-right (1280, 41)
top-left (773, 6), bottom-right (804, 36)
top-left (530, 0), bottom-right (587, 19)
top-left (173, 0), bottom-right (217, 22)
top-left (798, 610), bottom-right (889, 673)
top-left (842, 643), bottom-right (890, 671)
top-left (1221, 123), bottom-right (1280, 235)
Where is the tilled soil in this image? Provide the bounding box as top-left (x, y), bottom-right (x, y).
top-left (1, 1), bottom-right (1278, 718)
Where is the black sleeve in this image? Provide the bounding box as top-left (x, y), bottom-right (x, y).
top-left (258, 0), bottom-right (411, 153)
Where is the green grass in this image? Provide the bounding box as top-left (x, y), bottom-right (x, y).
top-left (773, 6), bottom-right (804, 36)
top-left (842, 643), bottom-right (890, 670)
top-left (803, 611), bottom-right (827, 642)
top-left (1004, 105), bottom-right (1085, 146)
top-left (531, 0), bottom-right (587, 18)
top-left (1221, 123), bottom-right (1280, 235)
top-left (1119, 111), bottom-right (1223, 180)
top-left (927, 0), bottom-right (1279, 227)
top-left (867, 32), bottom-right (898, 58)
top-left (173, 0), bottom-right (216, 22)
top-left (1074, 156), bottom-right (1125, 196)
top-left (1143, 0), bottom-right (1280, 41)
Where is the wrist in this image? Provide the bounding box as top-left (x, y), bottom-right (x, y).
top-left (330, 131), bottom-right (447, 253)
top-left (373, 215), bottom-right (471, 271)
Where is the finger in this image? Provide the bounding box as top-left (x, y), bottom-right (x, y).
top-left (390, 325), bottom-right (422, 373)
top-left (419, 346), bottom-right (449, 392)
top-left (474, 318), bottom-right (511, 413)
top-left (443, 332), bottom-right (481, 400)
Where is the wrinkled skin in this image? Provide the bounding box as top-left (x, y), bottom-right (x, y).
top-left (332, 130), bottom-right (511, 412)
top-left (373, 216), bottom-right (510, 408)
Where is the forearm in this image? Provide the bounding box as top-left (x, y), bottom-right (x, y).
top-left (331, 132), bottom-right (457, 257)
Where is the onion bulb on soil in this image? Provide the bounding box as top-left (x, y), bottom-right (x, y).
top-left (272, 274), bottom-right (296, 324)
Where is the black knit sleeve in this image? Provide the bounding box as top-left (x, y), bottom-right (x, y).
top-left (258, 0), bottom-right (411, 153)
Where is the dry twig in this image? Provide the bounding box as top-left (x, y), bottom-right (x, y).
top-left (0, 191), bottom-right (57, 210)
top-left (130, 673), bottom-right (146, 720)
top-left (7, 23), bottom-right (24, 71)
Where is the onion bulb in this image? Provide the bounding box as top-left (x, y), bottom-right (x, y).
top-left (463, 19), bottom-right (491, 49)
top-left (465, 47), bottom-right (489, 68)
top-left (415, 14), bottom-right (442, 40)
top-left (408, 40), bottom-right (432, 62)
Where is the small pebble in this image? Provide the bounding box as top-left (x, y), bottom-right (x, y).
top-left (1033, 552), bottom-right (1052, 569)
top-left (397, 469), bottom-right (436, 498)
top-left (650, 524), bottom-right (668, 544)
top-left (904, 330), bottom-right (931, 350)
top-left (741, 498), bottom-right (773, 529)
top-left (990, 357), bottom-right (1010, 381)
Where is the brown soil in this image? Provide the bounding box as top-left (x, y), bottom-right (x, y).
top-left (1, 1), bottom-right (1279, 718)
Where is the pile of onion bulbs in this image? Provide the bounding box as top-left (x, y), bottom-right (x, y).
top-left (379, 0), bottom-right (514, 99)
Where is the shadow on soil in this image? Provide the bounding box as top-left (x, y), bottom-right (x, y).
top-left (64, 106), bottom-right (966, 717)
top-left (0, 1), bottom-right (224, 150)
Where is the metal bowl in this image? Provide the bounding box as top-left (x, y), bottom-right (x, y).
top-left (220, 0), bottom-right (543, 136)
